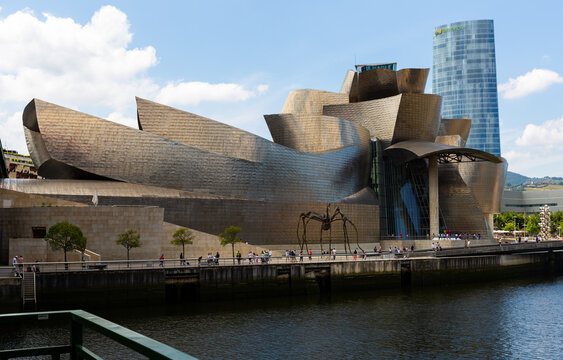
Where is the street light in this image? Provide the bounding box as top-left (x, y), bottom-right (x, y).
top-left (513, 215), bottom-right (517, 238)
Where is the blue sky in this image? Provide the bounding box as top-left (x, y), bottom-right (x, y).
top-left (0, 0), bottom-right (562, 177)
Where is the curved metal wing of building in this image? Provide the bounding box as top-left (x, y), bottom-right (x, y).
top-left (264, 113), bottom-right (370, 153)
top-left (136, 97), bottom-right (271, 162)
top-left (23, 98), bottom-right (369, 203)
top-left (396, 68), bottom-right (430, 94)
top-left (281, 89), bottom-right (349, 115)
top-left (323, 93), bottom-right (442, 148)
top-left (438, 118), bottom-right (472, 147)
top-left (456, 160), bottom-right (508, 214)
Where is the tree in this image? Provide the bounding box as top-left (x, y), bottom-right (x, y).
top-left (45, 222), bottom-right (87, 268)
top-left (503, 222), bottom-right (515, 232)
top-left (526, 215), bottom-right (540, 235)
top-left (116, 230), bottom-right (141, 266)
top-left (218, 226), bottom-right (242, 264)
top-left (171, 228), bottom-right (195, 257)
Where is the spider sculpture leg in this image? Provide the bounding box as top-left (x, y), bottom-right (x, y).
top-left (319, 225), bottom-right (324, 254)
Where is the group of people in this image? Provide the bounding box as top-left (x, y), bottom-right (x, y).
top-left (433, 232), bottom-right (481, 240)
top-left (431, 243), bottom-right (444, 251)
top-left (11, 255), bottom-right (40, 275)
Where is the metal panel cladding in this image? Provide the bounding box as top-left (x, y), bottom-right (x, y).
top-left (433, 20), bottom-right (501, 156)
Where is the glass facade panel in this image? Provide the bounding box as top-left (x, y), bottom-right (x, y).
top-left (432, 20), bottom-right (501, 156)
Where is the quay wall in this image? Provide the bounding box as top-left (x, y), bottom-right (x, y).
top-left (2, 252), bottom-right (561, 309)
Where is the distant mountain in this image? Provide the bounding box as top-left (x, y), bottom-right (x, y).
top-left (505, 171), bottom-right (563, 190)
top-left (505, 171), bottom-right (530, 187)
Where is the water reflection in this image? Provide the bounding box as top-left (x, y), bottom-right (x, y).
top-left (2, 276), bottom-right (562, 359)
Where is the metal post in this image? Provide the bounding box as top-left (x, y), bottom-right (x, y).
top-left (70, 318), bottom-right (83, 360)
top-left (428, 155), bottom-right (439, 238)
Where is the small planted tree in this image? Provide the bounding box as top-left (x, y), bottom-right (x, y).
top-left (45, 222), bottom-right (87, 269)
top-left (171, 228), bottom-right (195, 257)
top-left (116, 230), bottom-right (141, 267)
top-left (218, 225), bottom-right (242, 264)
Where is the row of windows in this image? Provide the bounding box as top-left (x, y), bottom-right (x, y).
top-left (505, 203), bottom-right (558, 208)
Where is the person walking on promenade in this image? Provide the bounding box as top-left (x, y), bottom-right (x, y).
top-left (248, 251), bottom-right (253, 264)
top-left (308, 249), bottom-right (312, 261)
top-left (300, 251), bottom-right (303, 262)
top-left (159, 254), bottom-right (164, 267)
top-left (180, 252), bottom-right (184, 266)
top-left (236, 250), bottom-right (241, 265)
top-left (353, 249), bottom-right (358, 260)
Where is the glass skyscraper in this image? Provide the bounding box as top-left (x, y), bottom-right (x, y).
top-left (432, 20), bottom-right (501, 156)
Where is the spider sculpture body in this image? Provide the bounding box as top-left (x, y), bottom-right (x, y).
top-left (297, 204), bottom-right (362, 254)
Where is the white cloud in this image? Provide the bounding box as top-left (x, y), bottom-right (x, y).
top-left (504, 116), bottom-right (563, 176)
top-left (156, 82), bottom-right (268, 106)
top-left (515, 116), bottom-right (563, 149)
top-left (498, 69), bottom-right (563, 99)
top-left (0, 6), bottom-right (268, 151)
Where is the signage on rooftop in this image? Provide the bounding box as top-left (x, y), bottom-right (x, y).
top-left (435, 26), bottom-right (465, 36)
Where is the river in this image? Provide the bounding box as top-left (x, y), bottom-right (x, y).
top-left (2, 275), bottom-right (563, 359)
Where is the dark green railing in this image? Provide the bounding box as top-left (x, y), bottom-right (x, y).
top-left (0, 310), bottom-right (196, 360)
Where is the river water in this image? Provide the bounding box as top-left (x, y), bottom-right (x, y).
top-left (2, 276), bottom-right (563, 359)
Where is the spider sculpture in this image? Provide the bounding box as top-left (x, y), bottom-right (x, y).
top-left (297, 204), bottom-right (362, 254)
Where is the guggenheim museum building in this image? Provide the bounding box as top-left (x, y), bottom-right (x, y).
top-left (0, 64), bottom-right (506, 262)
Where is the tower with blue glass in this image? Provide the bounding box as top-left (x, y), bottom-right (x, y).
top-left (432, 20), bottom-right (501, 156)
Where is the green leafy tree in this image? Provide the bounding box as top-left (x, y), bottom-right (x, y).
top-left (116, 230), bottom-right (141, 266)
top-left (45, 222), bottom-right (87, 267)
top-left (218, 226), bottom-right (242, 264)
top-left (171, 228), bottom-right (195, 256)
top-left (526, 215), bottom-right (540, 235)
top-left (503, 222), bottom-right (515, 232)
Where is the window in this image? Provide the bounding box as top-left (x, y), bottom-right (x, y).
top-left (32, 227), bottom-right (46, 238)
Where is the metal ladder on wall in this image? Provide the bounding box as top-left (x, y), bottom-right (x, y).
top-left (22, 271), bottom-right (36, 305)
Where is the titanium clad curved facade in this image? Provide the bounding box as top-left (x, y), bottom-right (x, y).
top-left (24, 99), bottom-right (368, 203)
top-left (438, 163), bottom-right (491, 236)
top-left (281, 89), bottom-right (349, 115)
top-left (349, 68), bottom-right (399, 102)
top-left (456, 159), bottom-right (507, 214)
top-left (264, 113), bottom-right (370, 153)
top-left (136, 97), bottom-right (270, 162)
top-left (340, 70), bottom-right (356, 94)
top-left (323, 93), bottom-right (441, 148)
top-left (396, 68), bottom-right (430, 94)
top-left (433, 20), bottom-right (501, 156)
top-left (438, 118), bottom-right (472, 147)
top-left (435, 135), bottom-right (462, 147)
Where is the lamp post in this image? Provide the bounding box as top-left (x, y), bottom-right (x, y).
top-left (513, 215), bottom-right (517, 238)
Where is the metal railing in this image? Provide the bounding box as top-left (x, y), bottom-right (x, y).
top-left (12, 252), bottom-right (428, 273)
top-left (0, 310), bottom-right (196, 360)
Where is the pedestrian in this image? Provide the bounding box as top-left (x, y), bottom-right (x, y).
top-left (431, 243), bottom-right (435, 251)
top-left (248, 251), bottom-right (253, 264)
top-left (299, 251), bottom-right (303, 262)
top-left (353, 249), bottom-right (358, 260)
top-left (159, 254), bottom-right (164, 267)
top-left (236, 250), bottom-right (241, 265)
top-left (215, 251), bottom-right (220, 265)
top-left (467, 239), bottom-right (471, 248)
top-left (332, 248), bottom-right (336, 260)
top-left (308, 249), bottom-right (312, 261)
top-left (180, 252), bottom-right (184, 266)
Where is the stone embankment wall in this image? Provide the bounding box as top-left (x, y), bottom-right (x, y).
top-left (1, 252), bottom-right (560, 309)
